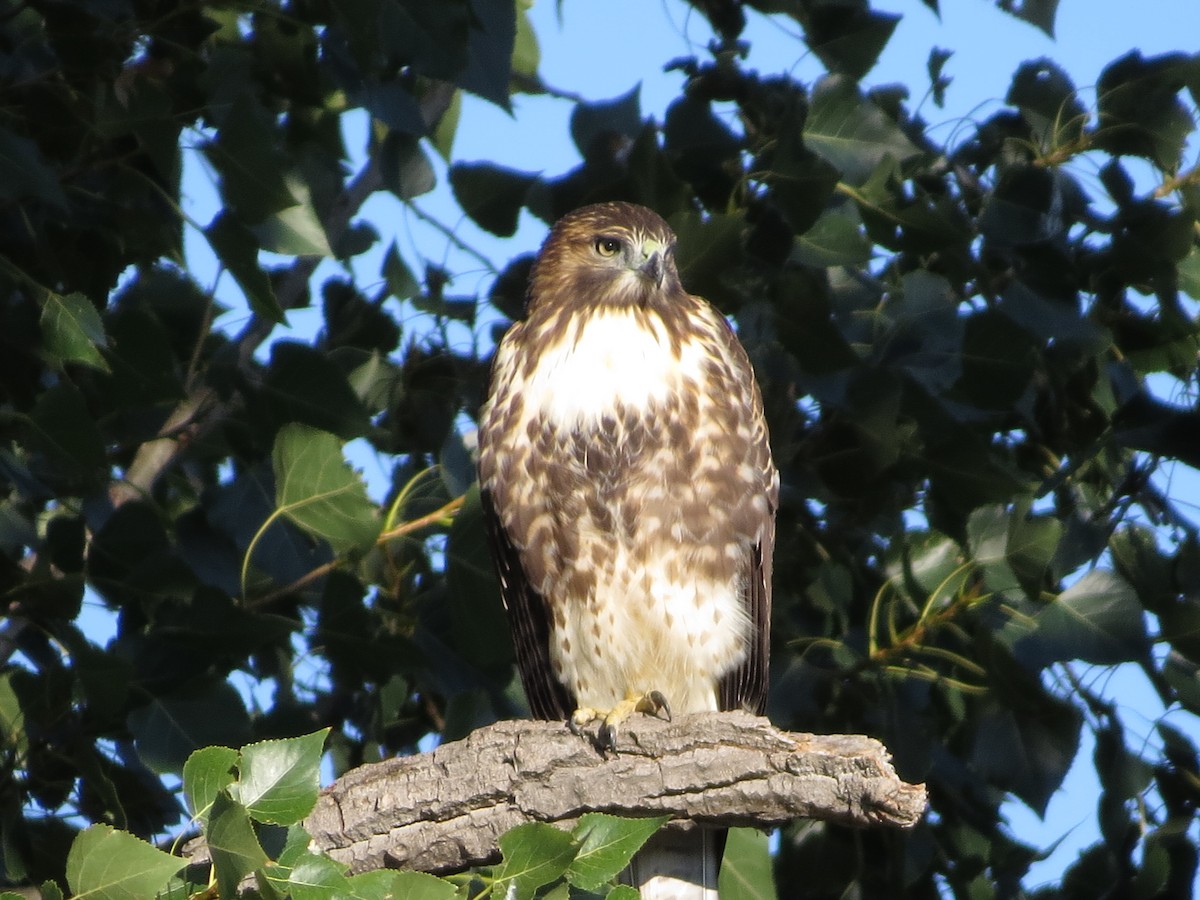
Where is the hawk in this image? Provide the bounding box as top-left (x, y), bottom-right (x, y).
top-left (477, 201), bottom-right (778, 897)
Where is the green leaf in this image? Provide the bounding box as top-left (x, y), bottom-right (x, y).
top-left (250, 174), bottom-right (333, 257)
top-left (272, 425), bottom-right (380, 554)
top-left (183, 745), bottom-right (240, 821)
top-left (40, 292), bottom-right (110, 372)
top-left (287, 851), bottom-right (352, 899)
top-left (234, 729), bottom-right (329, 825)
top-left (0, 672), bottom-right (27, 757)
top-left (494, 822), bottom-right (580, 900)
top-left (718, 827), bottom-right (779, 900)
top-left (207, 792), bottom-right (269, 899)
top-left (205, 91), bottom-right (295, 221)
top-left (967, 505), bottom-right (1021, 595)
top-left (1179, 245), bottom-right (1200, 300)
top-left (380, 132), bottom-right (437, 200)
top-left (431, 89), bottom-right (462, 161)
top-left (512, 0), bottom-right (540, 83)
top-left (1001, 570), bottom-right (1148, 669)
top-left (382, 240), bottom-right (421, 301)
top-left (450, 161), bottom-right (536, 237)
top-left (606, 887), bottom-right (641, 900)
top-left (127, 681), bottom-right (252, 775)
top-left (804, 75), bottom-right (920, 184)
top-left (792, 208), bottom-right (874, 268)
top-left (205, 211), bottom-right (285, 324)
top-left (459, 0), bottom-right (517, 109)
top-left (65, 825), bottom-right (183, 899)
top-left (349, 870), bottom-right (457, 900)
top-left (567, 814), bottom-right (668, 890)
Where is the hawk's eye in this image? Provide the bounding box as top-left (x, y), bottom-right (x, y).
top-left (594, 237), bottom-right (622, 257)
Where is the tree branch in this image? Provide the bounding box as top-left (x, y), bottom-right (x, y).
top-left (302, 711), bottom-right (927, 876)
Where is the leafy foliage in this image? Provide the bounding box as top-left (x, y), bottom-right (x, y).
top-left (1, 0), bottom-right (1199, 898)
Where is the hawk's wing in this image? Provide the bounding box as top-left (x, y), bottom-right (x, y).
top-left (717, 529), bottom-right (774, 715)
top-left (480, 486), bottom-right (575, 721)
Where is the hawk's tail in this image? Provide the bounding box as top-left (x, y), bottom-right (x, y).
top-left (622, 825), bottom-right (723, 899)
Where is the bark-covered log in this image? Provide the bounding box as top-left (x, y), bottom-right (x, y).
top-left (303, 711), bottom-right (926, 876)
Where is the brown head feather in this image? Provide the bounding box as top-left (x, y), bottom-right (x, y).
top-left (526, 202), bottom-right (684, 314)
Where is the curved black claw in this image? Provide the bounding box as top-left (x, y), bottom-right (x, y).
top-left (647, 690), bottom-right (671, 721)
top-left (597, 721), bottom-right (619, 756)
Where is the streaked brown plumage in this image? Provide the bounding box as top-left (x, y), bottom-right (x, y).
top-left (476, 201), bottom-right (777, 896)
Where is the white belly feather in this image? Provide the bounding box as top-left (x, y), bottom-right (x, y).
top-left (521, 309), bottom-right (707, 428)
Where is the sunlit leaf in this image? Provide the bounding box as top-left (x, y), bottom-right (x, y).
top-left (234, 729), bottom-right (329, 825)
top-left (272, 425), bottom-right (380, 554)
top-left (566, 813), bottom-right (668, 890)
top-left (183, 746), bottom-right (239, 821)
top-left (65, 825), bottom-right (182, 900)
top-left (719, 827), bottom-right (778, 900)
top-left (494, 822), bottom-right (579, 900)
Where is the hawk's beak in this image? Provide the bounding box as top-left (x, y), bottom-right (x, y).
top-left (638, 239), bottom-right (666, 288)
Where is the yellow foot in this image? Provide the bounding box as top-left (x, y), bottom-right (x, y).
top-left (567, 690), bottom-right (671, 753)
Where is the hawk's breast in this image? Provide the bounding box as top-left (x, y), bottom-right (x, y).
top-left (520, 308), bottom-right (707, 429)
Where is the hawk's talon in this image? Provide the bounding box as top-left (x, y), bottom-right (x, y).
top-left (645, 690), bottom-right (671, 721)
top-left (569, 690), bottom-right (671, 754)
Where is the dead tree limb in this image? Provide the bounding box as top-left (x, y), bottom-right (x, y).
top-left (304, 711), bottom-right (927, 876)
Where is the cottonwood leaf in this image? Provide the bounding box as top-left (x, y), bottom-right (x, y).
top-left (65, 825), bottom-right (182, 900)
top-left (272, 425), bottom-right (379, 554)
top-left (494, 822), bottom-right (579, 900)
top-left (567, 813), bottom-right (668, 890)
top-left (40, 293), bottom-right (109, 372)
top-left (234, 729), bottom-right (329, 825)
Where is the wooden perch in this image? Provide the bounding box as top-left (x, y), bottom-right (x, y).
top-left (304, 711), bottom-right (927, 876)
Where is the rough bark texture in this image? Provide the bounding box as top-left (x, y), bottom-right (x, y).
top-left (304, 711), bottom-right (926, 876)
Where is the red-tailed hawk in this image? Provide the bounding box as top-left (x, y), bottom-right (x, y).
top-left (477, 201), bottom-right (778, 897)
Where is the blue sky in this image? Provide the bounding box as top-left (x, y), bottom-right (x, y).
top-left (168, 0), bottom-right (1200, 889)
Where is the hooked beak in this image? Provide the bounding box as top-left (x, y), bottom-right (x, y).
top-left (637, 239), bottom-right (666, 288)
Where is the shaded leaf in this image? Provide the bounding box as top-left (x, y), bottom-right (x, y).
top-left (450, 161), bottom-right (537, 236)
top-left (804, 75), bottom-right (920, 184)
top-left (40, 293), bottom-right (109, 372)
top-left (571, 85), bottom-right (642, 159)
top-left (792, 208), bottom-right (874, 267)
top-left (261, 342), bottom-right (373, 439)
top-left (1001, 570), bottom-right (1148, 669)
top-left (207, 792), bottom-right (269, 898)
top-left (205, 211), bottom-right (285, 324)
top-left (128, 681), bottom-right (251, 775)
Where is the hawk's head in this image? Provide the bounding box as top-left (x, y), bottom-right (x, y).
top-left (527, 202), bottom-right (684, 313)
